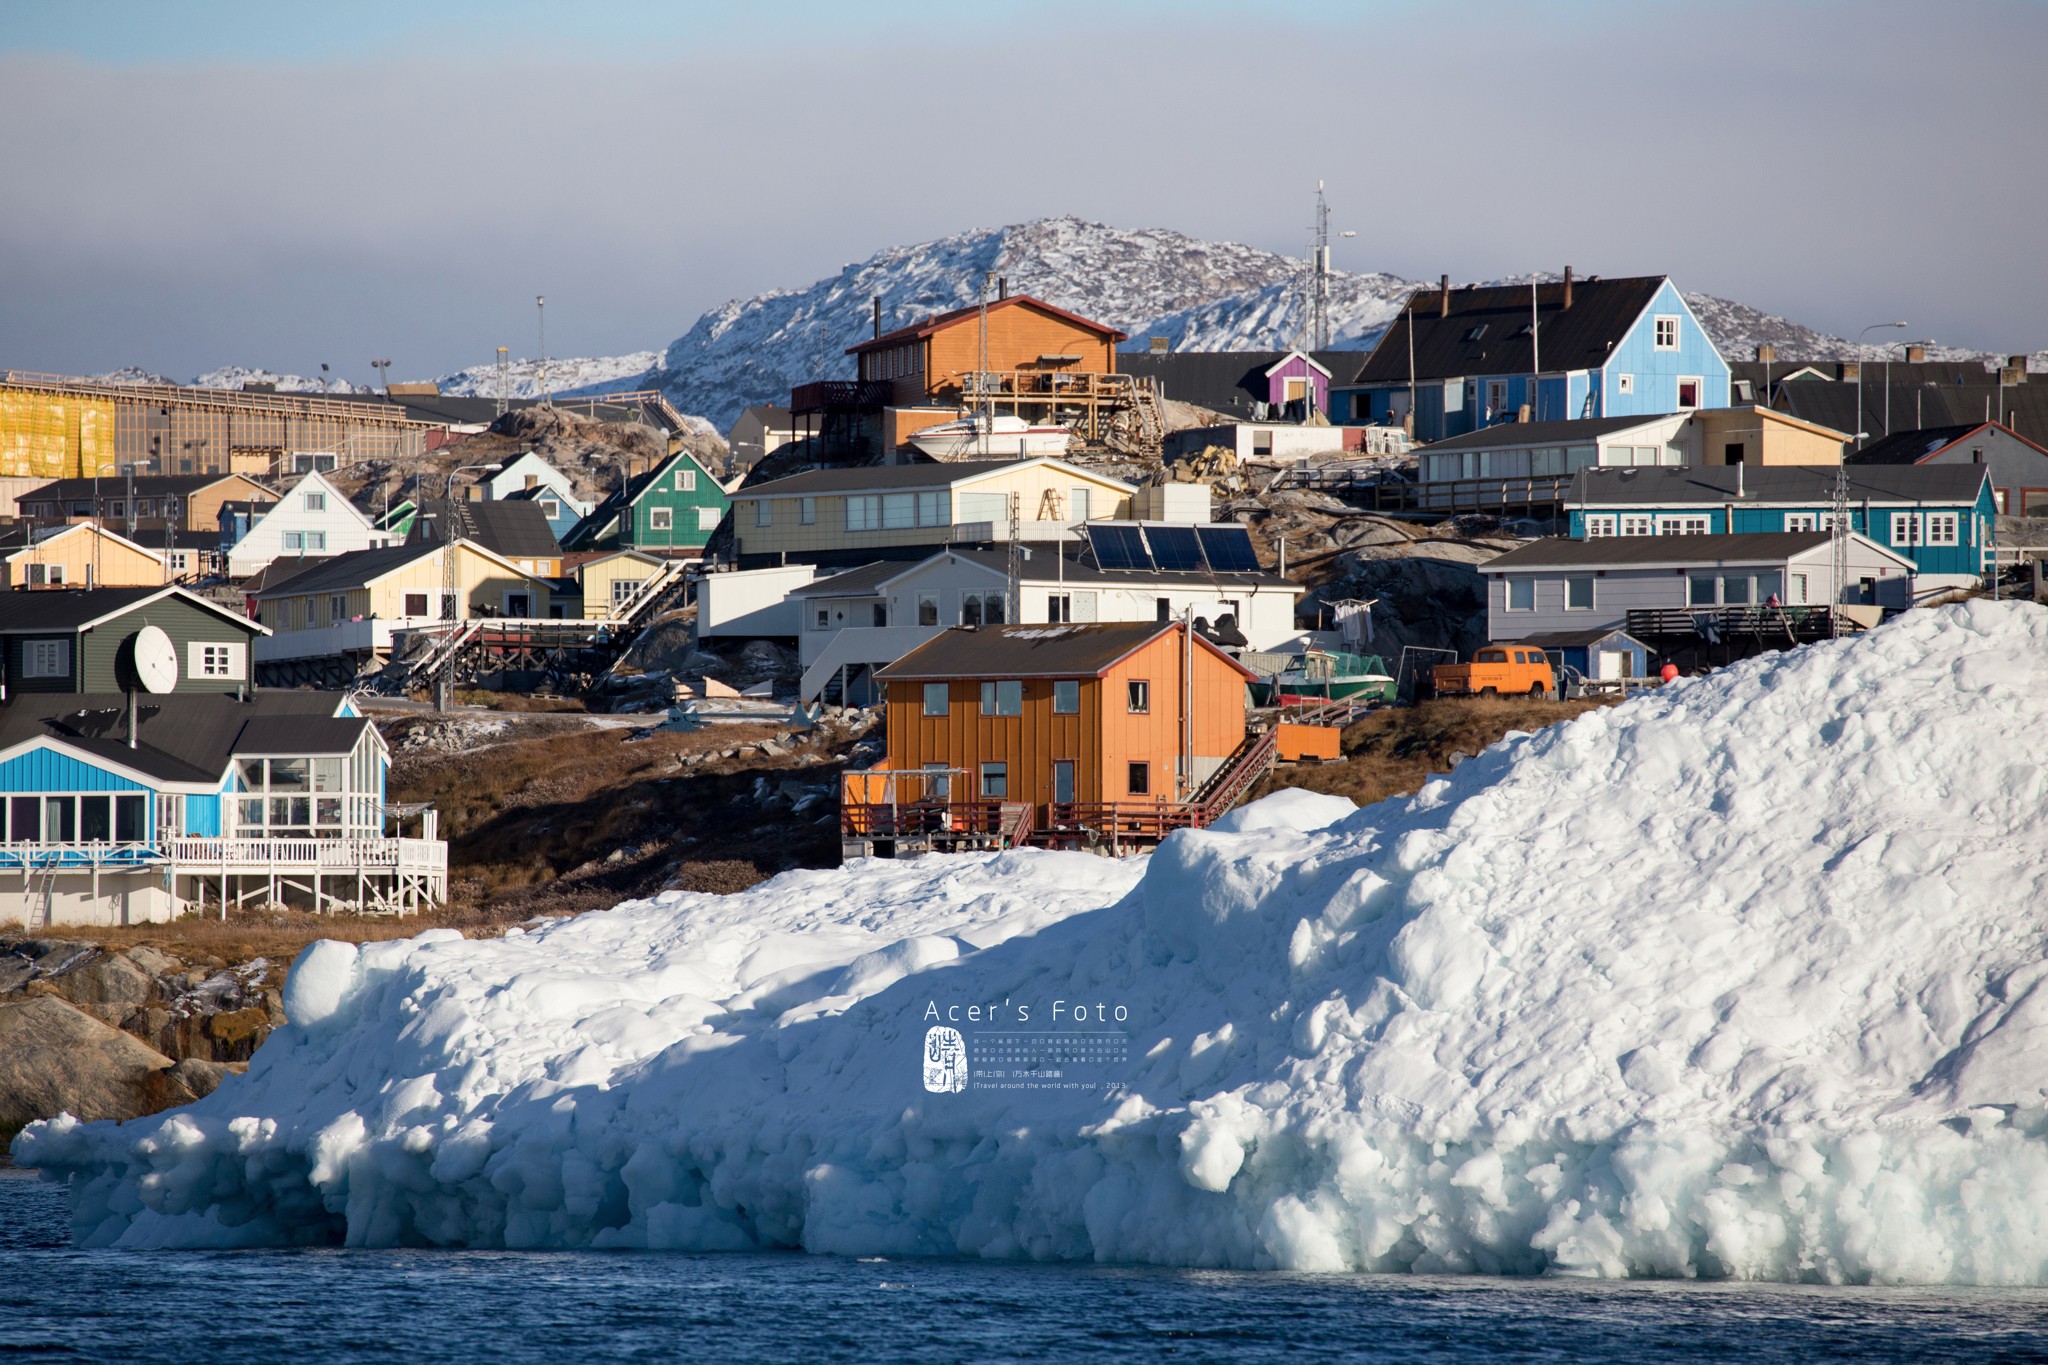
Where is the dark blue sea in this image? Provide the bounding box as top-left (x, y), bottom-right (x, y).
top-left (4, 1169), bottom-right (2046, 1362)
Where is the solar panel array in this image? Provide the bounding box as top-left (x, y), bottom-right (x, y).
top-left (1083, 523), bottom-right (1262, 575)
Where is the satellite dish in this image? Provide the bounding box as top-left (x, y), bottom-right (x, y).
top-left (132, 625), bottom-right (177, 695)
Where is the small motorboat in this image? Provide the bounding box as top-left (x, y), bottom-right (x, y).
top-left (908, 413), bottom-right (1071, 460)
top-left (1249, 649), bottom-right (1396, 706)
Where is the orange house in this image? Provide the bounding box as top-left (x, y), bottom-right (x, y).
top-left (848, 294), bottom-right (1127, 408)
top-left (846, 621), bottom-right (1261, 856)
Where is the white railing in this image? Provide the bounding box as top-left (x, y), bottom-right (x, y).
top-left (163, 836), bottom-right (447, 873)
top-left (0, 840), bottom-right (160, 869)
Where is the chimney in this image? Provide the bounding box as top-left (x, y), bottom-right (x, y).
top-left (1839, 361), bottom-right (1860, 382)
top-left (1562, 266), bottom-right (1574, 310)
top-left (872, 296), bottom-right (881, 340)
top-left (1755, 344), bottom-right (1775, 364)
top-left (998, 276), bottom-right (1008, 301)
top-left (1905, 344), bottom-right (1925, 363)
top-left (1439, 273), bottom-right (1450, 317)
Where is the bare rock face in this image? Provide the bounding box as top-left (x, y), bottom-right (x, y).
top-left (0, 995), bottom-right (189, 1141)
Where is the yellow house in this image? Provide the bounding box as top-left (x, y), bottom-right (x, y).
top-left (1692, 407), bottom-right (1848, 467)
top-left (574, 548), bottom-right (670, 619)
top-left (251, 539), bottom-right (556, 670)
top-left (0, 520), bottom-right (167, 589)
top-left (728, 457), bottom-right (1135, 569)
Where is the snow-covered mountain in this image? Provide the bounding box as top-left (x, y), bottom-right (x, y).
top-left (100, 217), bottom-right (2042, 431)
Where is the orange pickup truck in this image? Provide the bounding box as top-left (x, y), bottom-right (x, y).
top-left (1432, 645), bottom-right (1554, 698)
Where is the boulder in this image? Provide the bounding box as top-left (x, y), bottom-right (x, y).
top-left (0, 994), bottom-right (181, 1141)
top-left (33, 949), bottom-right (161, 1026)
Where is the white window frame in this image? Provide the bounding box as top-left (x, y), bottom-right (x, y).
top-left (305, 492), bottom-right (327, 512)
top-left (1676, 376), bottom-right (1704, 410)
top-left (1616, 373), bottom-right (1635, 395)
top-left (799, 496), bottom-right (816, 526)
top-left (1653, 316), bottom-right (1680, 351)
top-left (303, 530), bottom-right (326, 551)
top-left (539, 499), bottom-right (561, 520)
top-left (675, 468), bottom-right (697, 493)
top-left (846, 495), bottom-right (878, 532)
top-left (328, 593), bottom-right (349, 622)
top-left (403, 592), bottom-right (430, 618)
top-left (1506, 577), bottom-right (1536, 611)
top-left (187, 641), bottom-right (245, 680)
top-left (649, 507), bottom-right (674, 532)
top-left (21, 638), bottom-right (70, 678)
top-left (1890, 512), bottom-right (1922, 547)
top-left (1583, 514), bottom-right (1618, 538)
top-left (282, 531), bottom-right (303, 550)
top-left (1657, 515), bottom-right (1712, 536)
top-left (1783, 513), bottom-right (1818, 532)
top-left (1486, 379), bottom-right (1509, 416)
top-left (1925, 512), bottom-right (1959, 546)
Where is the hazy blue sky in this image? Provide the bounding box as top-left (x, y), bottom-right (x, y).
top-left (3, 0), bottom-right (2042, 386)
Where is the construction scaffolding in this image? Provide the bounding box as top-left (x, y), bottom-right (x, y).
top-left (959, 370), bottom-right (1163, 457)
top-left (0, 372), bottom-right (433, 478)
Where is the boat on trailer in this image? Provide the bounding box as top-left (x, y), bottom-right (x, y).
top-left (908, 413), bottom-right (1071, 460)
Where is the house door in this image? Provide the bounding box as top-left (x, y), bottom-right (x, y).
top-left (1595, 650), bottom-right (1626, 680)
top-left (1052, 761), bottom-right (1075, 806)
top-left (504, 592), bottom-right (531, 618)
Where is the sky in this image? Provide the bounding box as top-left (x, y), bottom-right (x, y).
top-left (2, 0), bottom-right (2043, 387)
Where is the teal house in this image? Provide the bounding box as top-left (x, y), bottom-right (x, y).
top-left (563, 451), bottom-right (729, 556)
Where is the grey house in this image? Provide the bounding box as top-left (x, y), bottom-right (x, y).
top-left (1848, 420), bottom-right (2048, 518)
top-left (1479, 532), bottom-right (1916, 640)
top-left (0, 587), bottom-right (267, 697)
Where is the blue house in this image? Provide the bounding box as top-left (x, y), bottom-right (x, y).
top-left (0, 690), bottom-right (446, 926)
top-left (1334, 270), bottom-right (1731, 442)
top-left (1564, 464), bottom-right (1995, 586)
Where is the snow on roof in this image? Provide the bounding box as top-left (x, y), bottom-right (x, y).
top-left (24, 602), bottom-right (2048, 1284)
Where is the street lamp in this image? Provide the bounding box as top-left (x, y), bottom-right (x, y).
top-left (1854, 322), bottom-right (1907, 449)
top-left (535, 296), bottom-right (550, 405)
top-left (371, 358), bottom-right (393, 395)
top-left (1880, 338), bottom-right (1928, 439)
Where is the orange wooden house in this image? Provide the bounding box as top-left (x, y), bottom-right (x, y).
top-left (842, 621), bottom-right (1274, 857)
top-left (849, 293), bottom-right (1126, 408)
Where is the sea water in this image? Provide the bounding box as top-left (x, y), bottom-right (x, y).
top-left (5, 1171), bottom-right (2046, 1363)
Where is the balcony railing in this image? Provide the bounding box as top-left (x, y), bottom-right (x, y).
top-left (0, 836), bottom-right (446, 874)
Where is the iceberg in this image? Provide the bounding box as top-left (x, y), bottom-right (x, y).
top-left (18, 602), bottom-right (2048, 1282)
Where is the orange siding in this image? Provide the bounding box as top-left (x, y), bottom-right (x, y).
top-left (924, 307), bottom-right (1116, 401)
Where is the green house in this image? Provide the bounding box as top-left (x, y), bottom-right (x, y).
top-left (563, 451), bottom-right (728, 555)
top-left (0, 587), bottom-right (268, 697)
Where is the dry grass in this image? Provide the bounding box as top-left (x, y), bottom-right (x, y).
top-left (450, 690), bottom-right (589, 713)
top-left (1251, 695), bottom-right (1617, 808)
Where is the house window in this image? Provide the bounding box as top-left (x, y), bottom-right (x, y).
top-left (1784, 513), bottom-right (1818, 532)
top-left (539, 499), bottom-right (561, 520)
top-left (283, 532), bottom-right (302, 550)
top-left (611, 577), bottom-right (644, 608)
top-left (799, 497), bottom-right (816, 526)
top-left (1756, 572), bottom-right (1783, 603)
top-left (1677, 377), bottom-right (1703, 409)
top-left (924, 764), bottom-right (950, 801)
top-left (1721, 575), bottom-right (1753, 605)
top-left (1486, 379), bottom-right (1509, 417)
top-left (1658, 515), bottom-right (1712, 535)
top-left (1053, 679), bottom-right (1080, 714)
top-left (1653, 316), bottom-right (1680, 350)
top-left (1925, 512), bottom-right (1959, 546)
top-left (190, 642), bottom-right (244, 679)
top-left (650, 507), bottom-right (674, 532)
top-left (676, 469), bottom-right (697, 492)
top-left (1565, 577), bottom-right (1594, 610)
top-left (754, 500), bottom-right (771, 527)
top-left (980, 763), bottom-right (1008, 799)
top-left (1724, 443), bottom-right (1746, 464)
top-left (26, 564), bottom-right (65, 586)
top-left (846, 496), bottom-right (879, 531)
top-left (980, 680), bottom-right (1023, 717)
top-left (329, 594), bottom-right (348, 622)
top-left (1127, 762), bottom-right (1151, 797)
top-left (21, 639), bottom-right (69, 678)
top-left (1688, 574), bottom-right (1718, 606)
top-left (111, 501), bottom-right (126, 518)
top-left (1156, 597), bottom-right (1171, 622)
top-left (696, 507), bottom-right (721, 531)
top-left (404, 592), bottom-right (429, 617)
top-left (922, 683), bottom-right (949, 717)
top-left (1443, 379), bottom-right (1464, 412)
top-left (1789, 573), bottom-right (1809, 604)
top-left (137, 500), bottom-right (156, 518)
top-left (1583, 515), bottom-right (1617, 538)
top-left (961, 592), bottom-right (1005, 626)
top-left (1127, 679), bottom-right (1150, 713)
top-left (814, 608), bottom-right (830, 630)
top-left (1506, 577), bottom-right (1535, 611)
top-left (916, 593), bottom-right (939, 627)
top-left (304, 531), bottom-right (326, 551)
top-left (1047, 593), bottom-right (1072, 623)
top-left (871, 603), bottom-right (887, 627)
top-left (1891, 512), bottom-right (1922, 546)
top-left (305, 492), bottom-right (327, 511)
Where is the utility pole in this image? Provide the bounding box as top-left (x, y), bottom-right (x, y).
top-left (536, 296), bottom-right (551, 405)
top-left (495, 347), bottom-right (511, 417)
top-left (977, 273), bottom-right (993, 456)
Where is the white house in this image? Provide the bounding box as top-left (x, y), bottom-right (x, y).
top-left (1479, 530), bottom-right (1917, 641)
top-left (224, 471), bottom-right (395, 579)
top-left (483, 452), bottom-right (591, 541)
top-left (793, 531), bottom-right (1300, 703)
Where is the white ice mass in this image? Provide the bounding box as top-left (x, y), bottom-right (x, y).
top-left (18, 602), bottom-right (2048, 1281)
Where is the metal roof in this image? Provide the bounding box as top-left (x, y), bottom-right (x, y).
top-left (1114, 350), bottom-right (1362, 414)
top-left (234, 715), bottom-right (368, 755)
top-left (253, 542), bottom-right (439, 597)
top-left (1480, 532), bottom-right (1835, 571)
top-left (414, 499), bottom-right (563, 560)
top-left (0, 586), bottom-right (261, 636)
top-left (848, 294), bottom-right (1128, 356)
top-left (876, 621), bottom-right (1254, 682)
top-left (1421, 414), bottom-right (1679, 453)
top-left (0, 692), bottom-right (355, 786)
top-left (21, 474), bottom-right (272, 502)
top-left (1347, 277), bottom-right (1670, 387)
top-left (1568, 463), bottom-right (1988, 507)
top-left (1846, 423), bottom-right (1993, 467)
top-left (1514, 628), bottom-right (1651, 649)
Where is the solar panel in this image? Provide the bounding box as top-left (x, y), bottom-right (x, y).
top-left (1196, 525), bottom-right (1260, 573)
top-left (1146, 525), bottom-right (1206, 573)
top-left (1087, 523), bottom-right (1153, 571)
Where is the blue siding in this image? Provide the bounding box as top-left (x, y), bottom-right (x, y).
top-left (1599, 281), bottom-right (1731, 419)
top-left (0, 747), bottom-right (152, 795)
top-left (185, 793), bottom-right (222, 836)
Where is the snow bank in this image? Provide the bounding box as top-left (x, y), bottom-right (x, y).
top-left (19, 603), bottom-right (2048, 1281)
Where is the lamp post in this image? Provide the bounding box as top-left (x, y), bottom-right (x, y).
top-left (1854, 322), bottom-right (1907, 448)
top-left (1881, 339), bottom-right (1926, 440)
top-left (371, 358), bottom-right (393, 395)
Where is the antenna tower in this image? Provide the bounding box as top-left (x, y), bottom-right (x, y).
top-left (495, 347), bottom-right (511, 417)
top-left (977, 272), bottom-right (994, 457)
top-left (1830, 460), bottom-right (1850, 638)
top-left (1308, 181), bottom-right (1332, 351)
top-left (1006, 490), bottom-right (1022, 624)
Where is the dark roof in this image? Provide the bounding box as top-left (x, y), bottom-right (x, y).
top-left (1481, 533), bottom-right (1836, 571)
top-left (254, 542), bottom-right (438, 597)
top-left (741, 459), bottom-right (1089, 498)
top-left (234, 715), bottom-right (367, 755)
top-left (564, 452), bottom-right (702, 548)
top-left (0, 586), bottom-right (256, 635)
top-left (877, 621), bottom-right (1251, 681)
top-left (1569, 463), bottom-right (1988, 506)
top-left (1348, 276), bottom-right (1671, 387)
top-left (1514, 628), bottom-right (1651, 649)
top-left (1423, 414), bottom-right (1680, 453)
top-left (794, 562), bottom-right (903, 598)
top-left (1846, 424), bottom-right (1987, 467)
top-left (1729, 359), bottom-right (2003, 387)
top-left (1113, 350), bottom-right (1361, 414)
top-left (0, 691), bottom-right (354, 785)
top-left (413, 499), bottom-right (562, 559)
top-left (848, 294), bottom-right (1128, 356)
top-left (1763, 380), bottom-right (2048, 451)
top-left (795, 539), bottom-right (1292, 597)
top-left (22, 474), bottom-right (268, 502)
